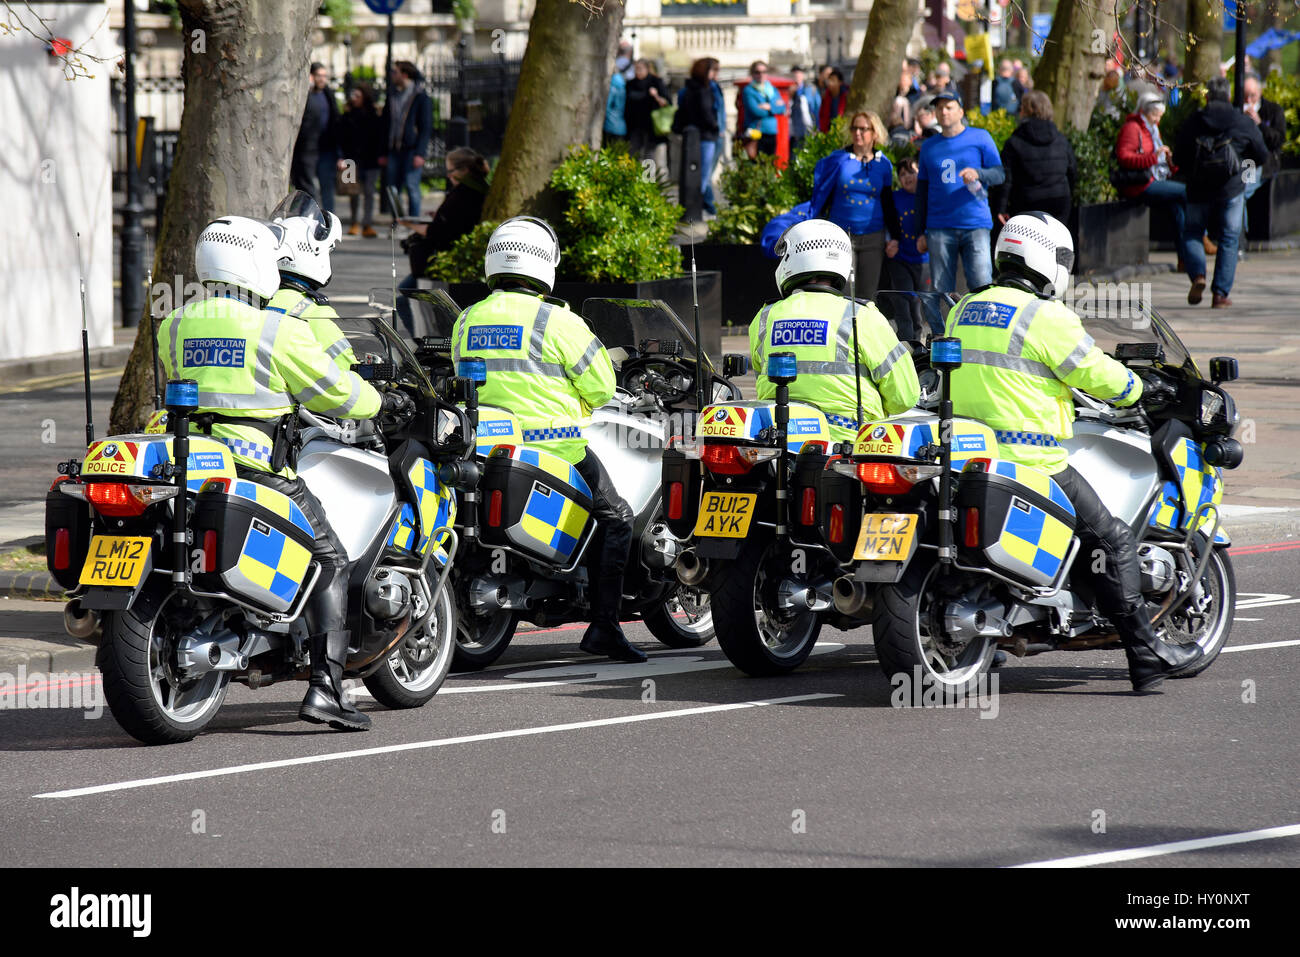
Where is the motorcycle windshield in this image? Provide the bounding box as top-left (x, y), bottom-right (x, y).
top-left (269, 190), bottom-right (330, 240)
top-left (581, 297), bottom-right (712, 368)
top-left (1077, 301), bottom-right (1196, 376)
top-left (330, 316), bottom-right (436, 398)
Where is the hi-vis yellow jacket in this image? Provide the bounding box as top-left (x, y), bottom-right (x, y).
top-left (265, 286), bottom-right (358, 374)
top-left (943, 285), bottom-right (1142, 474)
top-left (157, 292), bottom-right (380, 477)
top-left (749, 289), bottom-right (919, 442)
top-left (451, 289), bottom-right (615, 464)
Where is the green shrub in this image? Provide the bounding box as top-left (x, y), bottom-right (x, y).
top-left (783, 115), bottom-right (850, 201)
top-left (549, 145), bottom-right (683, 282)
top-left (706, 154), bottom-right (797, 244)
top-left (1264, 73), bottom-right (1300, 158)
top-left (428, 220), bottom-right (499, 283)
top-left (965, 108), bottom-right (1017, 150)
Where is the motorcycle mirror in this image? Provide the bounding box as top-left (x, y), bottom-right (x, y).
top-left (722, 354), bottom-right (750, 378)
top-left (1209, 356), bottom-right (1239, 384)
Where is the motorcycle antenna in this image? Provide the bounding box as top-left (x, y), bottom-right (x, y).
top-left (75, 231), bottom-right (94, 446)
top-left (146, 233), bottom-right (162, 411)
top-left (849, 259), bottom-right (864, 429)
top-left (690, 226), bottom-right (706, 415)
top-left (390, 216), bottom-right (399, 329)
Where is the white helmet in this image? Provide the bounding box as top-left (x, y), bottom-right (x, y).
top-left (194, 216), bottom-right (287, 301)
top-left (774, 218), bottom-right (853, 295)
top-left (270, 191), bottom-right (342, 288)
top-left (484, 216), bottom-right (560, 294)
top-left (995, 212), bottom-right (1075, 299)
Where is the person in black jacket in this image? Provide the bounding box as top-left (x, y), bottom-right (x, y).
top-left (1172, 77), bottom-right (1268, 308)
top-left (1244, 73), bottom-right (1286, 180)
top-left (995, 90), bottom-right (1076, 229)
top-left (380, 61), bottom-right (434, 218)
top-left (395, 148), bottom-right (490, 335)
top-left (292, 63), bottom-right (340, 208)
top-left (337, 83), bottom-right (384, 237)
top-left (625, 58), bottom-right (670, 163)
top-left (673, 58), bottom-right (721, 216)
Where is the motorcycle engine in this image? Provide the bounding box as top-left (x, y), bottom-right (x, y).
top-left (1138, 544), bottom-right (1177, 595)
top-left (365, 567), bottom-right (414, 621)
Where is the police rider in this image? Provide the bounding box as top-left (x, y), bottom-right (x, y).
top-left (451, 217), bottom-right (644, 663)
top-left (157, 216), bottom-right (412, 729)
top-left (751, 218), bottom-right (919, 445)
top-left (943, 211), bottom-right (1201, 692)
top-left (265, 191), bottom-right (359, 373)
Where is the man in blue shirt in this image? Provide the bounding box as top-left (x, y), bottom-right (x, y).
top-left (789, 66), bottom-right (821, 153)
top-left (914, 89), bottom-right (1003, 296)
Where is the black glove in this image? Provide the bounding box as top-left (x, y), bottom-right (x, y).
top-left (1138, 371), bottom-right (1177, 409)
top-left (378, 390), bottom-right (415, 430)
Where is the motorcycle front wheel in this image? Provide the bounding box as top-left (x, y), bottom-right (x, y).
top-left (643, 585), bottom-right (714, 648)
top-left (97, 596), bottom-right (230, 745)
top-left (871, 555), bottom-right (995, 697)
top-left (711, 531), bottom-right (822, 676)
top-left (363, 581), bottom-right (456, 708)
top-left (1166, 543), bottom-right (1235, 679)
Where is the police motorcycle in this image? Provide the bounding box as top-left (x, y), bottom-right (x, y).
top-left (830, 307), bottom-right (1243, 695)
top-left (398, 289), bottom-right (741, 669)
top-left (46, 317), bottom-right (473, 744)
top-left (660, 290), bottom-right (953, 677)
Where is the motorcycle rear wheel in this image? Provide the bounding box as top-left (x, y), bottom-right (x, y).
top-left (364, 582), bottom-right (456, 707)
top-left (451, 605), bottom-right (519, 671)
top-left (98, 598), bottom-right (230, 745)
top-left (643, 586), bottom-right (714, 648)
top-left (872, 556), bottom-right (995, 697)
top-left (711, 532), bottom-right (822, 676)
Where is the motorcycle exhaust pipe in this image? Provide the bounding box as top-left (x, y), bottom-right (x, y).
top-left (776, 579), bottom-right (833, 613)
top-left (832, 576), bottom-right (872, 618)
top-left (468, 577), bottom-right (508, 611)
top-left (63, 597), bottom-right (102, 645)
top-left (676, 549), bottom-right (709, 587)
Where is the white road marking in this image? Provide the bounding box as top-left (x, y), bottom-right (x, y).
top-left (33, 693), bottom-right (842, 800)
top-left (354, 643), bottom-right (847, 698)
top-left (1011, 823), bottom-right (1300, 868)
top-left (1236, 592), bottom-right (1290, 605)
top-left (1232, 617), bottom-right (1262, 622)
top-left (1221, 639), bottom-right (1300, 653)
top-left (1232, 597), bottom-right (1300, 611)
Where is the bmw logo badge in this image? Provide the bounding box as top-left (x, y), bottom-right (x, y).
top-left (870, 427), bottom-right (886, 441)
top-left (714, 409), bottom-right (727, 422)
top-left (102, 443), bottom-right (118, 458)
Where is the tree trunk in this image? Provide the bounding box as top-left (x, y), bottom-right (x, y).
top-left (1184, 0), bottom-right (1223, 86)
top-left (109, 0), bottom-right (318, 435)
top-left (1031, 0), bottom-right (1118, 132)
top-left (845, 0), bottom-right (916, 121)
top-left (481, 0), bottom-right (624, 221)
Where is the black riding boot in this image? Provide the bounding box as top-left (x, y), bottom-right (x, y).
top-left (300, 630), bottom-right (371, 730)
top-left (580, 576), bottom-right (646, 663)
top-left (1117, 611), bottom-right (1203, 694)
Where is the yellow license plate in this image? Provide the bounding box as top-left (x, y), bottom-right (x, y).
top-left (79, 535), bottom-right (152, 587)
top-left (853, 513), bottom-right (918, 561)
top-left (694, 492), bottom-right (758, 538)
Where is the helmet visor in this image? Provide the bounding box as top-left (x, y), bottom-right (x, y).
top-left (270, 190), bottom-right (329, 241)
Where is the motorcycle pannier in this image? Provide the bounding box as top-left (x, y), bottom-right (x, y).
top-left (192, 477), bottom-right (317, 613)
top-left (957, 459), bottom-right (1077, 588)
top-left (479, 446), bottom-right (594, 565)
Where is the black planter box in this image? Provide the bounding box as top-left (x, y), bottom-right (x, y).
top-left (1070, 201), bottom-right (1149, 274)
top-left (1245, 169), bottom-right (1300, 241)
top-left (434, 271), bottom-right (723, 358)
top-left (686, 243), bottom-right (776, 328)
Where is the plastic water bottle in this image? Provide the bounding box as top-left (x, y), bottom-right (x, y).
top-left (966, 179), bottom-right (986, 201)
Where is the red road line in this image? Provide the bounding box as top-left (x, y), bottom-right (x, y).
top-left (0, 675), bottom-right (101, 698)
top-left (1231, 541), bottom-right (1300, 556)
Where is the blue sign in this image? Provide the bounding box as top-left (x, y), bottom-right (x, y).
top-left (466, 325), bottom-right (523, 351)
top-left (771, 319), bottom-right (829, 347)
top-left (956, 301), bottom-right (1016, 329)
top-left (1032, 14), bottom-right (1053, 56)
top-left (481, 419), bottom-right (515, 437)
top-left (183, 338), bottom-right (246, 367)
top-left (362, 0), bottom-right (405, 14)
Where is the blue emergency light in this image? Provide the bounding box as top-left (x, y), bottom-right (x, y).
top-left (930, 338), bottom-right (963, 370)
top-left (165, 379), bottom-right (199, 412)
top-left (766, 352), bottom-right (798, 383)
top-left (458, 358), bottom-right (487, 385)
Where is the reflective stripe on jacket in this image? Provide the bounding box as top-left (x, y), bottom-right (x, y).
top-left (749, 289), bottom-right (919, 442)
top-left (943, 285), bottom-right (1142, 474)
top-left (265, 287), bottom-right (358, 374)
top-left (157, 293), bottom-right (381, 477)
top-left (451, 289), bottom-right (615, 464)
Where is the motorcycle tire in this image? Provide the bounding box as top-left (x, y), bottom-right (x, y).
top-left (363, 582), bottom-right (456, 708)
top-left (1166, 545), bottom-right (1235, 679)
top-left (711, 531), bottom-right (822, 676)
top-left (643, 586), bottom-right (714, 648)
top-left (872, 555), bottom-right (995, 697)
top-left (97, 601), bottom-right (230, 745)
top-left (451, 607), bottom-right (519, 671)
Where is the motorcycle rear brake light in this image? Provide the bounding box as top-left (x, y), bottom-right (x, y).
top-left (856, 462), bottom-right (915, 494)
top-left (964, 507), bottom-right (981, 548)
top-left (54, 529), bottom-right (70, 570)
top-left (829, 504), bottom-right (845, 544)
top-left (203, 530), bottom-right (218, 573)
top-left (800, 488), bottom-right (816, 525)
top-left (702, 444), bottom-right (779, 475)
top-left (668, 482), bottom-right (684, 520)
top-left (488, 489), bottom-right (503, 527)
top-left (86, 482), bottom-right (148, 517)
